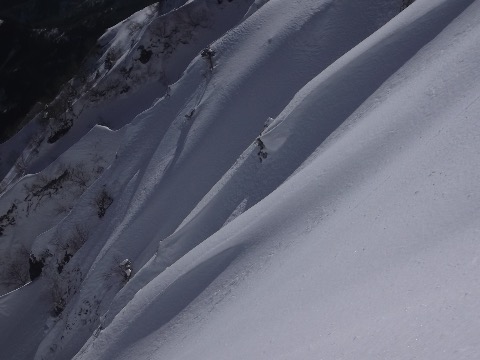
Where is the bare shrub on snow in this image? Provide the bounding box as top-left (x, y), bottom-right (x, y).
top-left (60, 225), bottom-right (89, 254)
top-left (14, 153), bottom-right (28, 175)
top-left (0, 245), bottom-right (30, 288)
top-left (104, 46), bottom-right (122, 71)
top-left (94, 187), bottom-right (113, 218)
top-left (68, 163), bottom-right (91, 190)
top-left (45, 83), bottom-right (78, 143)
top-left (50, 274), bottom-right (67, 316)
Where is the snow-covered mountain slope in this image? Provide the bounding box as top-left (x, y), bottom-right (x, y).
top-left (0, 0), bottom-right (252, 187)
top-left (2, 0), bottom-right (480, 359)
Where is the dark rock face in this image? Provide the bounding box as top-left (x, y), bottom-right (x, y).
top-left (138, 47), bottom-right (153, 64)
top-left (28, 254), bottom-right (44, 281)
top-left (0, 0), bottom-right (162, 143)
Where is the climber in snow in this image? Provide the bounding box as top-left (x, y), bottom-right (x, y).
top-left (201, 46), bottom-right (216, 70)
top-left (119, 259), bottom-right (132, 281)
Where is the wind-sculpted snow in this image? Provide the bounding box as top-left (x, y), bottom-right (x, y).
top-left (71, 0), bottom-right (401, 338)
top-left (2, 0), bottom-right (480, 359)
top-left (75, 0), bottom-right (480, 359)
top-left (163, 0), bottom-right (475, 276)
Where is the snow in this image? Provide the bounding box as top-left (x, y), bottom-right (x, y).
top-left (1, 0), bottom-right (480, 359)
top-left (0, 280), bottom-right (51, 360)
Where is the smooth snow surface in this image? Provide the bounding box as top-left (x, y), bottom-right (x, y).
top-left (0, 280), bottom-right (51, 360)
top-left (1, 0), bottom-right (480, 359)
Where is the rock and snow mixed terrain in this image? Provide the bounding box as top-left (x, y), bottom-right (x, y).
top-left (1, 0), bottom-right (480, 359)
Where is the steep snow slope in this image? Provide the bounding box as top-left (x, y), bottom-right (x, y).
top-left (0, 0), bottom-right (252, 188)
top-left (73, 0), bottom-right (480, 359)
top-left (164, 0), bottom-right (475, 274)
top-left (55, 0), bottom-right (401, 350)
top-left (1, 0), bottom-right (480, 359)
top-left (0, 281), bottom-right (51, 360)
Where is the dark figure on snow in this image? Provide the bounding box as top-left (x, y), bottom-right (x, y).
top-left (29, 254), bottom-right (44, 281)
top-left (201, 47), bottom-right (216, 70)
top-left (119, 259), bottom-right (132, 281)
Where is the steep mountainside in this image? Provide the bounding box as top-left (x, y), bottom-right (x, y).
top-left (2, 0), bottom-right (480, 359)
top-left (0, 0), bottom-right (184, 142)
